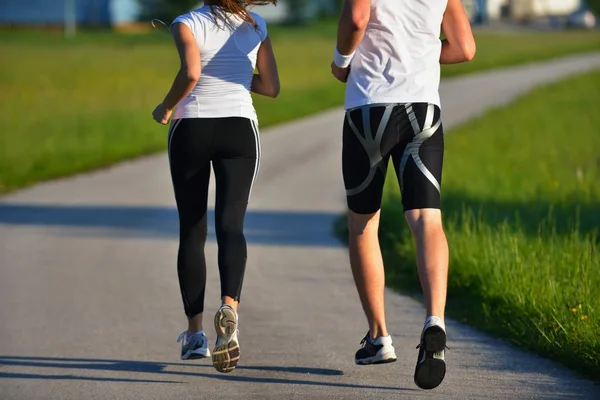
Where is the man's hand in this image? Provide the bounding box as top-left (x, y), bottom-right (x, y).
top-left (331, 62), bottom-right (351, 83)
top-left (152, 103), bottom-right (172, 125)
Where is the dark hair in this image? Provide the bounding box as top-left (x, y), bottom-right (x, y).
top-left (209, 0), bottom-right (277, 28)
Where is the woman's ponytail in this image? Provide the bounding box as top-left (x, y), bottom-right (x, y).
top-left (210, 1), bottom-right (278, 28)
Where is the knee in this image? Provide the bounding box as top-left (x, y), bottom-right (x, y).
top-left (348, 210), bottom-right (380, 236)
top-left (216, 220), bottom-right (244, 240)
top-left (215, 206), bottom-right (245, 239)
top-left (180, 215), bottom-right (208, 243)
top-left (405, 209), bottom-right (443, 237)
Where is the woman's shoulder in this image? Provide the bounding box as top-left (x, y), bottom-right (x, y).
top-left (177, 6), bottom-right (213, 24)
top-left (249, 11), bottom-right (265, 21)
top-left (249, 12), bottom-right (267, 27)
top-left (188, 7), bottom-right (214, 19)
top-left (249, 12), bottom-right (268, 38)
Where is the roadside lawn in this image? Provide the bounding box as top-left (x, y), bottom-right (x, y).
top-left (1, 24), bottom-right (599, 193)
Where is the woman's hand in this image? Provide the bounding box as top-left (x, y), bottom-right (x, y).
top-left (331, 62), bottom-right (350, 83)
top-left (152, 103), bottom-right (172, 125)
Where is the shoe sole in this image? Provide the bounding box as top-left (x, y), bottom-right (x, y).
top-left (356, 352), bottom-right (398, 365)
top-left (212, 307), bottom-right (239, 373)
top-left (356, 358), bottom-right (397, 365)
top-left (182, 349), bottom-right (210, 360)
top-left (414, 326), bottom-right (446, 390)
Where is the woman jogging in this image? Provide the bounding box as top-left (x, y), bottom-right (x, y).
top-left (152, 0), bottom-right (279, 374)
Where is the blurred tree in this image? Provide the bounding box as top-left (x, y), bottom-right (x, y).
top-left (586, 0), bottom-right (600, 16)
top-left (139, 0), bottom-right (199, 23)
top-left (286, 0), bottom-right (340, 25)
top-left (286, 0), bottom-right (310, 24)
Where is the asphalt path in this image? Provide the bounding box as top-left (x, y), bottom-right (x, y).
top-left (1, 53), bottom-right (600, 399)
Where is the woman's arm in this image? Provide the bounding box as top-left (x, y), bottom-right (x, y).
top-left (440, 0), bottom-right (476, 64)
top-left (251, 37), bottom-right (280, 98)
top-left (152, 22), bottom-right (201, 124)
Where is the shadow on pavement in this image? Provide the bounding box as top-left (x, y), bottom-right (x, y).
top-left (0, 356), bottom-right (414, 391)
top-left (0, 371), bottom-right (181, 384)
top-left (0, 204), bottom-right (343, 247)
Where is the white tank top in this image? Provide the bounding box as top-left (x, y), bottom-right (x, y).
top-left (345, 0), bottom-right (448, 110)
top-left (171, 6), bottom-right (268, 122)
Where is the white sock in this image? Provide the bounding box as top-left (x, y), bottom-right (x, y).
top-left (425, 316), bottom-right (446, 331)
top-left (369, 334), bottom-right (391, 345)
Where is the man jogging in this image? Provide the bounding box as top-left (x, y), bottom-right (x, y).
top-left (331, 0), bottom-right (475, 390)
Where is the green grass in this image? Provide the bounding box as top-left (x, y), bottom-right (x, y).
top-left (367, 69), bottom-right (600, 379)
top-left (1, 22), bottom-right (599, 193)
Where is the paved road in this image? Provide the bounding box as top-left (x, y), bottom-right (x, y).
top-left (1, 53), bottom-right (600, 400)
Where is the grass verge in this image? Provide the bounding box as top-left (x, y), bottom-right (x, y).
top-left (1, 23), bottom-right (599, 193)
top-left (337, 69), bottom-right (600, 379)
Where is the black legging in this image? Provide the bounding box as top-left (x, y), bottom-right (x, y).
top-left (168, 117), bottom-right (260, 318)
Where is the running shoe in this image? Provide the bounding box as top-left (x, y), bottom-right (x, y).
top-left (177, 330), bottom-right (210, 360)
top-left (355, 332), bottom-right (397, 365)
top-left (212, 304), bottom-right (240, 373)
top-left (414, 316), bottom-right (447, 390)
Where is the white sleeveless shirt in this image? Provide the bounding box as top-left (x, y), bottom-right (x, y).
top-left (171, 6), bottom-right (268, 122)
top-left (345, 0), bottom-right (448, 110)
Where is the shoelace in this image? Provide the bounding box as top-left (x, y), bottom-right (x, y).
top-left (177, 330), bottom-right (205, 349)
top-left (176, 331), bottom-right (189, 344)
top-left (360, 334), bottom-right (375, 347)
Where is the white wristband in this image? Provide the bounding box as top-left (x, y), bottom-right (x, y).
top-left (333, 47), bottom-right (355, 68)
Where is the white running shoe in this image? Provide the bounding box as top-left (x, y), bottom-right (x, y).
top-left (212, 304), bottom-right (240, 373)
top-left (177, 330), bottom-right (210, 360)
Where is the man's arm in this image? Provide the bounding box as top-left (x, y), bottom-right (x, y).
top-left (336, 0), bottom-right (371, 56)
top-left (440, 0), bottom-right (476, 64)
top-left (331, 0), bottom-right (370, 82)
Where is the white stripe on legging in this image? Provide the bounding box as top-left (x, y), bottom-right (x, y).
top-left (167, 119), bottom-right (183, 162)
top-left (249, 120), bottom-right (261, 199)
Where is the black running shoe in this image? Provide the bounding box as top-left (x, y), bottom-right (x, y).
top-left (414, 317), bottom-right (447, 390)
top-left (355, 332), bottom-right (397, 365)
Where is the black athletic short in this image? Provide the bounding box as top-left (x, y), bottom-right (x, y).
top-left (342, 102), bottom-right (444, 214)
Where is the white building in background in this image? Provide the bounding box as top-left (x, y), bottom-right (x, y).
top-left (461, 0), bottom-right (586, 22)
top-left (486, 0), bottom-right (508, 19)
top-left (509, 0), bottom-right (582, 19)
